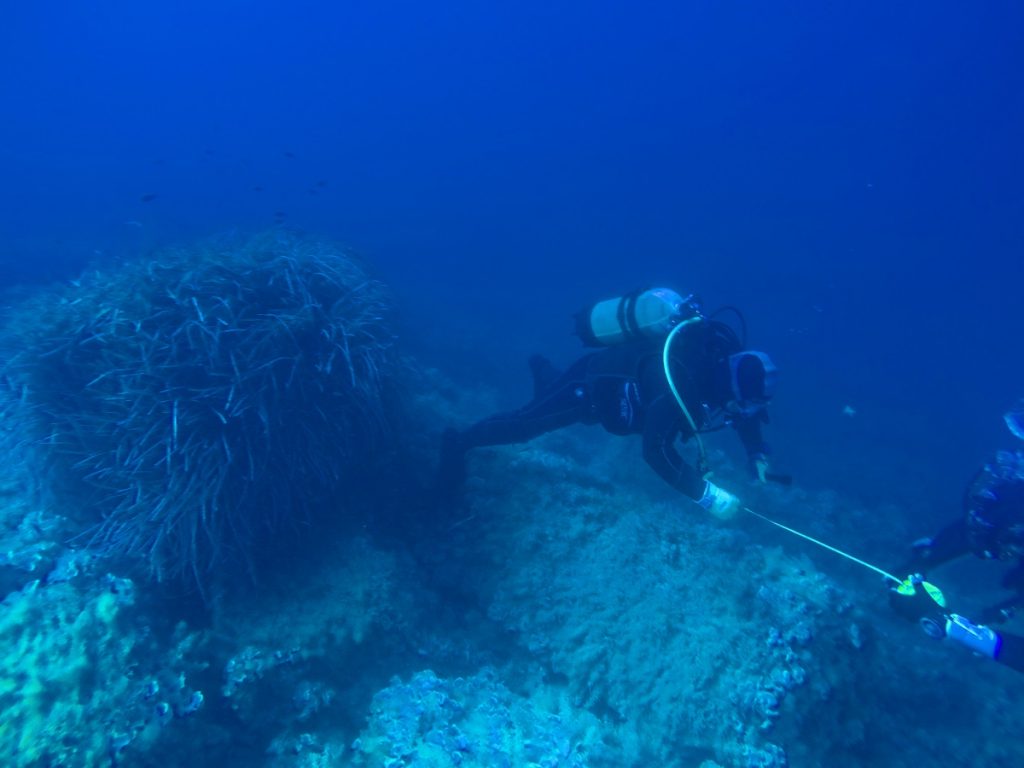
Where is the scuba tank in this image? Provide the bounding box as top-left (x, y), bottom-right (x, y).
top-left (574, 288), bottom-right (701, 347)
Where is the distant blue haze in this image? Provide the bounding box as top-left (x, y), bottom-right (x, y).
top-left (1, 1), bottom-right (1022, 526)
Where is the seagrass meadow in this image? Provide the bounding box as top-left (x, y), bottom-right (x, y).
top-left (0, 232), bottom-right (404, 586)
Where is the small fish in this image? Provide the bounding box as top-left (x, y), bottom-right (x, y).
top-left (842, 405), bottom-right (857, 417)
top-left (315, 179), bottom-right (328, 188)
top-left (140, 193), bottom-right (158, 203)
top-left (283, 151), bottom-right (296, 159)
top-left (252, 185), bottom-right (264, 192)
top-left (274, 211), bottom-right (287, 219)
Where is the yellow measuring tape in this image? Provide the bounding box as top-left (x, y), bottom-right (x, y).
top-left (742, 506), bottom-right (946, 607)
top-left (660, 316), bottom-right (946, 609)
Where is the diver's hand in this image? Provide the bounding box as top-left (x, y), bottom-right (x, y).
top-left (908, 536), bottom-right (936, 565)
top-left (892, 538), bottom-right (935, 581)
top-left (749, 453), bottom-right (770, 484)
top-left (697, 481), bottom-right (740, 521)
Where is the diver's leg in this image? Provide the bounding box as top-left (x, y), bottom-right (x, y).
top-left (458, 359), bottom-right (592, 449)
top-left (436, 389), bottom-right (585, 496)
top-left (437, 355), bottom-right (593, 493)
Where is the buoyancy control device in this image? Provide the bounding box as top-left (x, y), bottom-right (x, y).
top-left (574, 288), bottom-right (702, 347)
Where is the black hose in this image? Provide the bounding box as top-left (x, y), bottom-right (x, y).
top-left (709, 305), bottom-right (748, 348)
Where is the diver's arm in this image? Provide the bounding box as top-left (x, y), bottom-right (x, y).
top-left (973, 562), bottom-right (1024, 626)
top-left (941, 614), bottom-right (1024, 674)
top-left (899, 518), bottom-right (973, 575)
top-left (733, 410), bottom-right (769, 460)
top-left (995, 631), bottom-right (1024, 673)
top-left (978, 592), bottom-right (1024, 626)
top-left (732, 410), bottom-right (771, 482)
top-left (642, 395), bottom-right (705, 500)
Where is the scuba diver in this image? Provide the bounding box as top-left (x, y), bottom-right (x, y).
top-left (890, 399), bottom-right (1024, 673)
top-left (437, 288), bottom-right (778, 520)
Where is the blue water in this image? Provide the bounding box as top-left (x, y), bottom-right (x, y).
top-left (4, 2), bottom-right (1020, 518)
top-left (1, 3), bottom-right (1022, 763)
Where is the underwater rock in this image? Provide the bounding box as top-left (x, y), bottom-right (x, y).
top-left (0, 571), bottom-right (205, 766)
top-left (350, 668), bottom-right (609, 767)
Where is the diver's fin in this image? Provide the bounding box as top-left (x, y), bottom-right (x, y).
top-left (528, 354), bottom-right (561, 399)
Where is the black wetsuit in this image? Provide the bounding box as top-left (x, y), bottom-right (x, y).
top-left (899, 450), bottom-right (1024, 672)
top-left (452, 327), bottom-right (768, 501)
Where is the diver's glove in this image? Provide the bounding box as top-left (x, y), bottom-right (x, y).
top-left (697, 480), bottom-right (740, 521)
top-left (910, 536), bottom-right (936, 556)
top-left (944, 614), bottom-right (1002, 659)
top-left (749, 453), bottom-right (770, 484)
